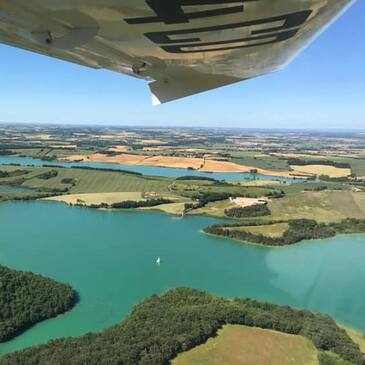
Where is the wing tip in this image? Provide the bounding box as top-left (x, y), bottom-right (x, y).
top-left (151, 93), bottom-right (161, 106)
top-left (148, 74), bottom-right (241, 105)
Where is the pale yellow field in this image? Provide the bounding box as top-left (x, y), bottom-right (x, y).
top-left (145, 202), bottom-right (186, 215)
top-left (50, 144), bottom-right (77, 149)
top-left (43, 192), bottom-right (144, 206)
top-left (137, 139), bottom-right (167, 145)
top-left (172, 325), bottom-right (318, 365)
top-left (272, 153), bottom-right (327, 159)
top-left (64, 153), bottom-right (204, 170)
top-left (142, 146), bottom-right (170, 151)
top-left (238, 180), bottom-right (285, 186)
top-left (190, 199), bottom-right (235, 217)
top-left (107, 145), bottom-right (129, 152)
top-left (143, 155), bottom-right (204, 169)
top-left (63, 153), bottom-right (300, 177)
top-left (237, 223), bottom-right (289, 238)
top-left (201, 159), bottom-right (297, 177)
top-left (290, 164), bottom-right (351, 178)
top-left (200, 159), bottom-right (250, 172)
top-left (231, 197), bottom-right (268, 207)
top-left (32, 133), bottom-right (51, 140)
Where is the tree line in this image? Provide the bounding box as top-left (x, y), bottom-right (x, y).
top-left (287, 158), bottom-right (351, 169)
top-left (225, 203), bottom-right (271, 218)
top-left (0, 265), bottom-right (77, 342)
top-left (175, 175), bottom-right (218, 182)
top-left (0, 150), bottom-right (16, 156)
top-left (1, 287), bottom-right (363, 365)
top-left (76, 198), bottom-right (173, 210)
top-left (35, 170), bottom-right (58, 180)
top-left (204, 218), bottom-right (365, 247)
top-left (110, 198), bottom-right (172, 209)
top-left (70, 165), bottom-right (143, 176)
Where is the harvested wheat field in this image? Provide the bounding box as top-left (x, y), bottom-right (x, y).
top-left (290, 164), bottom-right (351, 178)
top-left (172, 325), bottom-right (318, 365)
top-left (64, 153), bottom-right (299, 177)
top-left (44, 192), bottom-right (144, 206)
top-left (107, 145), bottom-right (129, 152)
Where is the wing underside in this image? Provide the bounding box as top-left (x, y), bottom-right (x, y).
top-left (0, 0), bottom-right (356, 104)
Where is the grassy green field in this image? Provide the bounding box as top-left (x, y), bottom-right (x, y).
top-left (172, 325), bottom-right (319, 365)
top-left (230, 152), bottom-right (289, 171)
top-left (2, 165), bottom-right (365, 224)
top-left (0, 165), bottom-right (172, 194)
top-left (171, 180), bottom-right (275, 199)
top-left (267, 191), bottom-right (365, 223)
top-left (234, 223), bottom-right (289, 237)
top-left (347, 158), bottom-right (365, 177)
top-left (45, 192), bottom-right (145, 205)
top-left (188, 189), bottom-right (365, 222)
top-left (143, 202), bottom-right (187, 215)
top-left (190, 198), bottom-right (236, 217)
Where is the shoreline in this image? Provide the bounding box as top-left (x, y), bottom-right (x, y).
top-left (339, 324), bottom-right (365, 353)
top-left (36, 198), bottom-right (365, 248)
top-left (60, 153), bottom-right (308, 179)
top-left (0, 155), bottom-right (308, 181)
top-left (201, 228), bottom-right (365, 249)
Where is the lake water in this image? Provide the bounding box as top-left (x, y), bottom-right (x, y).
top-left (0, 156), bottom-right (300, 183)
top-left (0, 201), bottom-right (364, 355)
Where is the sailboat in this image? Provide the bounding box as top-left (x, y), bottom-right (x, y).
top-left (156, 257), bottom-right (161, 265)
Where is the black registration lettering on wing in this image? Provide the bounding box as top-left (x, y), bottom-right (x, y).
top-left (125, 1), bottom-right (312, 54)
top-left (125, 0), bottom-right (254, 25)
top-left (145, 10), bottom-right (312, 53)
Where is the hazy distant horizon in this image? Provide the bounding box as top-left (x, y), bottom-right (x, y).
top-left (1, 122), bottom-right (364, 134)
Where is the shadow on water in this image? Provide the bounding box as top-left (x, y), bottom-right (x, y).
top-left (0, 201), bottom-right (364, 354)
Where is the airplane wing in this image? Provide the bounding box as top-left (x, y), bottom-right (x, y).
top-left (0, 1), bottom-right (356, 104)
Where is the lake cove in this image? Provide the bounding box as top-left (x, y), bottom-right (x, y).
top-left (0, 201), bottom-right (365, 354)
top-left (0, 156), bottom-right (300, 182)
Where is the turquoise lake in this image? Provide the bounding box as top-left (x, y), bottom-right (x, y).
top-left (0, 201), bottom-right (365, 355)
top-left (0, 156), bottom-right (300, 182)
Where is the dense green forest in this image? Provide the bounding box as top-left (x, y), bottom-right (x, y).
top-left (35, 170), bottom-right (58, 180)
top-left (73, 199), bottom-right (173, 209)
top-left (225, 203), bottom-right (271, 218)
top-left (111, 198), bottom-right (173, 209)
top-left (175, 175), bottom-right (218, 182)
top-left (287, 158), bottom-right (351, 169)
top-left (1, 288), bottom-right (363, 365)
top-left (204, 218), bottom-right (365, 246)
top-left (0, 266), bottom-right (77, 342)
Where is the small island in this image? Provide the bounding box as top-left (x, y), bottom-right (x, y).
top-left (0, 265), bottom-right (77, 342)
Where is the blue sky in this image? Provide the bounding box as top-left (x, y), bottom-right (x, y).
top-left (0, 1), bottom-right (364, 129)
